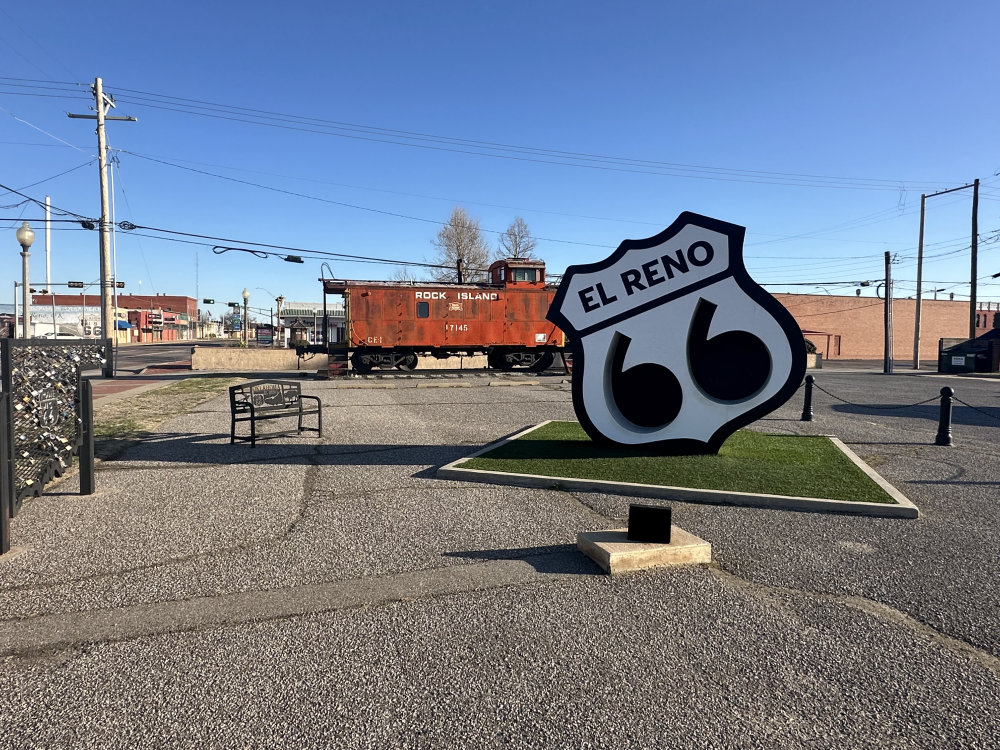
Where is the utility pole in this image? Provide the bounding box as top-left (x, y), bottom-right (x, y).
top-left (970, 178), bottom-right (979, 338)
top-left (911, 181), bottom-right (977, 369)
top-left (68, 78), bottom-right (135, 368)
top-left (912, 193), bottom-right (926, 369)
top-left (46, 196), bottom-right (56, 336)
top-left (884, 251), bottom-right (893, 375)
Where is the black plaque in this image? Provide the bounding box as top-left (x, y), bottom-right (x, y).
top-left (627, 503), bottom-right (672, 544)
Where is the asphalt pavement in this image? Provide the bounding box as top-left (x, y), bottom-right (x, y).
top-left (2, 366), bottom-right (1000, 749)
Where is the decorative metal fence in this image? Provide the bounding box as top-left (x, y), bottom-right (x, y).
top-left (1, 338), bottom-right (109, 553)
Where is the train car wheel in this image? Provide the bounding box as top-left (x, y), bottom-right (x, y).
top-left (395, 353), bottom-right (418, 371)
top-left (351, 351), bottom-right (374, 373)
top-left (528, 352), bottom-right (555, 372)
top-left (488, 349), bottom-right (515, 370)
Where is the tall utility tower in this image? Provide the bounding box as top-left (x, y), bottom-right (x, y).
top-left (68, 78), bottom-right (135, 363)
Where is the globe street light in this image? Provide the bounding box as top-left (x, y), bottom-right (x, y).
top-left (16, 222), bottom-right (35, 338)
top-left (241, 287), bottom-right (250, 346)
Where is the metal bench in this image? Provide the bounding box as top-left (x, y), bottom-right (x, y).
top-left (229, 380), bottom-right (322, 447)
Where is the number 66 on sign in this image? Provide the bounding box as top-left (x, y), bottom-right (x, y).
top-left (546, 212), bottom-right (806, 455)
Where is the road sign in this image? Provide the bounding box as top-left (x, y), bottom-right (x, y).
top-left (547, 212), bottom-right (805, 455)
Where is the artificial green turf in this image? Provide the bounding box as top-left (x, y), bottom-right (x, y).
top-left (460, 421), bottom-right (895, 504)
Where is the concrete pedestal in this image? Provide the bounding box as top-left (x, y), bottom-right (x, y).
top-left (577, 526), bottom-right (711, 575)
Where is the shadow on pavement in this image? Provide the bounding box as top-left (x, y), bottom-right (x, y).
top-left (830, 403), bottom-right (1000, 427)
top-left (100, 433), bottom-right (484, 467)
top-left (443, 544), bottom-right (602, 575)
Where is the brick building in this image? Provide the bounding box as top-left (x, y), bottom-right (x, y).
top-left (774, 293), bottom-right (998, 361)
top-left (29, 292), bottom-right (197, 342)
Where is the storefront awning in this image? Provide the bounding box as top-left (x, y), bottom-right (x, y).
top-left (115, 320), bottom-right (133, 329)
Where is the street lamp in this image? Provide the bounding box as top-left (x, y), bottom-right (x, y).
top-left (257, 286), bottom-right (284, 347)
top-left (241, 287), bottom-right (250, 346)
top-left (16, 222), bottom-right (35, 337)
top-left (276, 295), bottom-right (284, 347)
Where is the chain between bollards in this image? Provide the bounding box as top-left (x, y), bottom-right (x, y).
top-left (800, 375), bottom-right (814, 421)
top-left (801, 376), bottom-right (956, 447)
top-left (935, 386), bottom-right (954, 447)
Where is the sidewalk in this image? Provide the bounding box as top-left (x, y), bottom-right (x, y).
top-left (2, 372), bottom-right (1000, 748)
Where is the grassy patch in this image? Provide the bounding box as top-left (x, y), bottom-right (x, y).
top-left (94, 377), bottom-right (238, 459)
top-left (460, 421), bottom-right (895, 504)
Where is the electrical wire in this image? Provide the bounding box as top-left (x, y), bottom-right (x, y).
top-left (0, 183), bottom-right (93, 220)
top-left (14, 159), bottom-right (96, 191)
top-left (118, 150), bottom-right (613, 249)
top-left (46, 81), bottom-right (948, 191)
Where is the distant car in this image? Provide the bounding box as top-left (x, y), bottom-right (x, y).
top-left (35, 332), bottom-right (79, 339)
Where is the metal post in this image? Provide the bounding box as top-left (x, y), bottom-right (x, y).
top-left (79, 378), bottom-right (95, 494)
top-left (800, 375), bottom-right (814, 421)
top-left (20, 244), bottom-right (30, 338)
top-left (0, 393), bottom-right (10, 554)
top-left (935, 387), bottom-right (954, 447)
top-left (276, 296), bottom-right (284, 348)
top-left (46, 196), bottom-right (57, 338)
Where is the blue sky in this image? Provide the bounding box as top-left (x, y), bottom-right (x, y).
top-left (2, 1), bottom-right (998, 319)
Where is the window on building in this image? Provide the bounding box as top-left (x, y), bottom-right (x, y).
top-left (417, 301), bottom-right (429, 318)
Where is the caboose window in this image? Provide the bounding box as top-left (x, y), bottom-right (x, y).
top-left (417, 301), bottom-right (429, 318)
top-left (513, 268), bottom-right (537, 282)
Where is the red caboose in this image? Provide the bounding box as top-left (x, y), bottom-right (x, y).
top-left (320, 258), bottom-right (565, 372)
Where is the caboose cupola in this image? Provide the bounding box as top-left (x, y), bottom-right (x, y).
top-left (489, 258), bottom-right (546, 287)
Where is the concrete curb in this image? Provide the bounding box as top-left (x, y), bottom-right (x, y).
top-left (437, 422), bottom-right (920, 519)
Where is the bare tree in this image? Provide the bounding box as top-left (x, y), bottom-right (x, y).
top-left (430, 207), bottom-right (491, 283)
top-left (497, 216), bottom-right (537, 260)
top-left (389, 266), bottom-right (420, 283)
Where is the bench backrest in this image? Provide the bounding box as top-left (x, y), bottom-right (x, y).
top-left (230, 380), bottom-right (302, 412)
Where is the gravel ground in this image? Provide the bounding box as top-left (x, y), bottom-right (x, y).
top-left (2, 370), bottom-right (1000, 749)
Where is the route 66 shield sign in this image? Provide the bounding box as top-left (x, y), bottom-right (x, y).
top-left (547, 212), bottom-right (806, 454)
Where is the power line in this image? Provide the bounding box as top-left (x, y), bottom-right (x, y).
top-left (116, 221), bottom-right (455, 270)
top-left (15, 159), bottom-right (95, 191)
top-left (0, 181), bottom-right (93, 219)
top-left (118, 150), bottom-right (612, 249)
top-left (53, 82), bottom-right (951, 191)
top-left (113, 147), bottom-right (666, 229)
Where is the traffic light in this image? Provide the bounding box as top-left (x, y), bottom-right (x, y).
top-left (116, 281), bottom-right (125, 288)
top-left (203, 298), bottom-right (215, 304)
top-left (67, 281), bottom-right (84, 288)
top-left (228, 302), bottom-right (240, 308)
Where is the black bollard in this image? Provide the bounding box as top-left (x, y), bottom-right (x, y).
top-left (79, 378), bottom-right (96, 494)
top-left (801, 375), bottom-right (814, 422)
top-left (935, 386), bottom-right (954, 447)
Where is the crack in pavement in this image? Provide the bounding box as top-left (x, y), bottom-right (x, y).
top-left (709, 565), bottom-right (1000, 675)
top-left (0, 557), bottom-right (577, 659)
